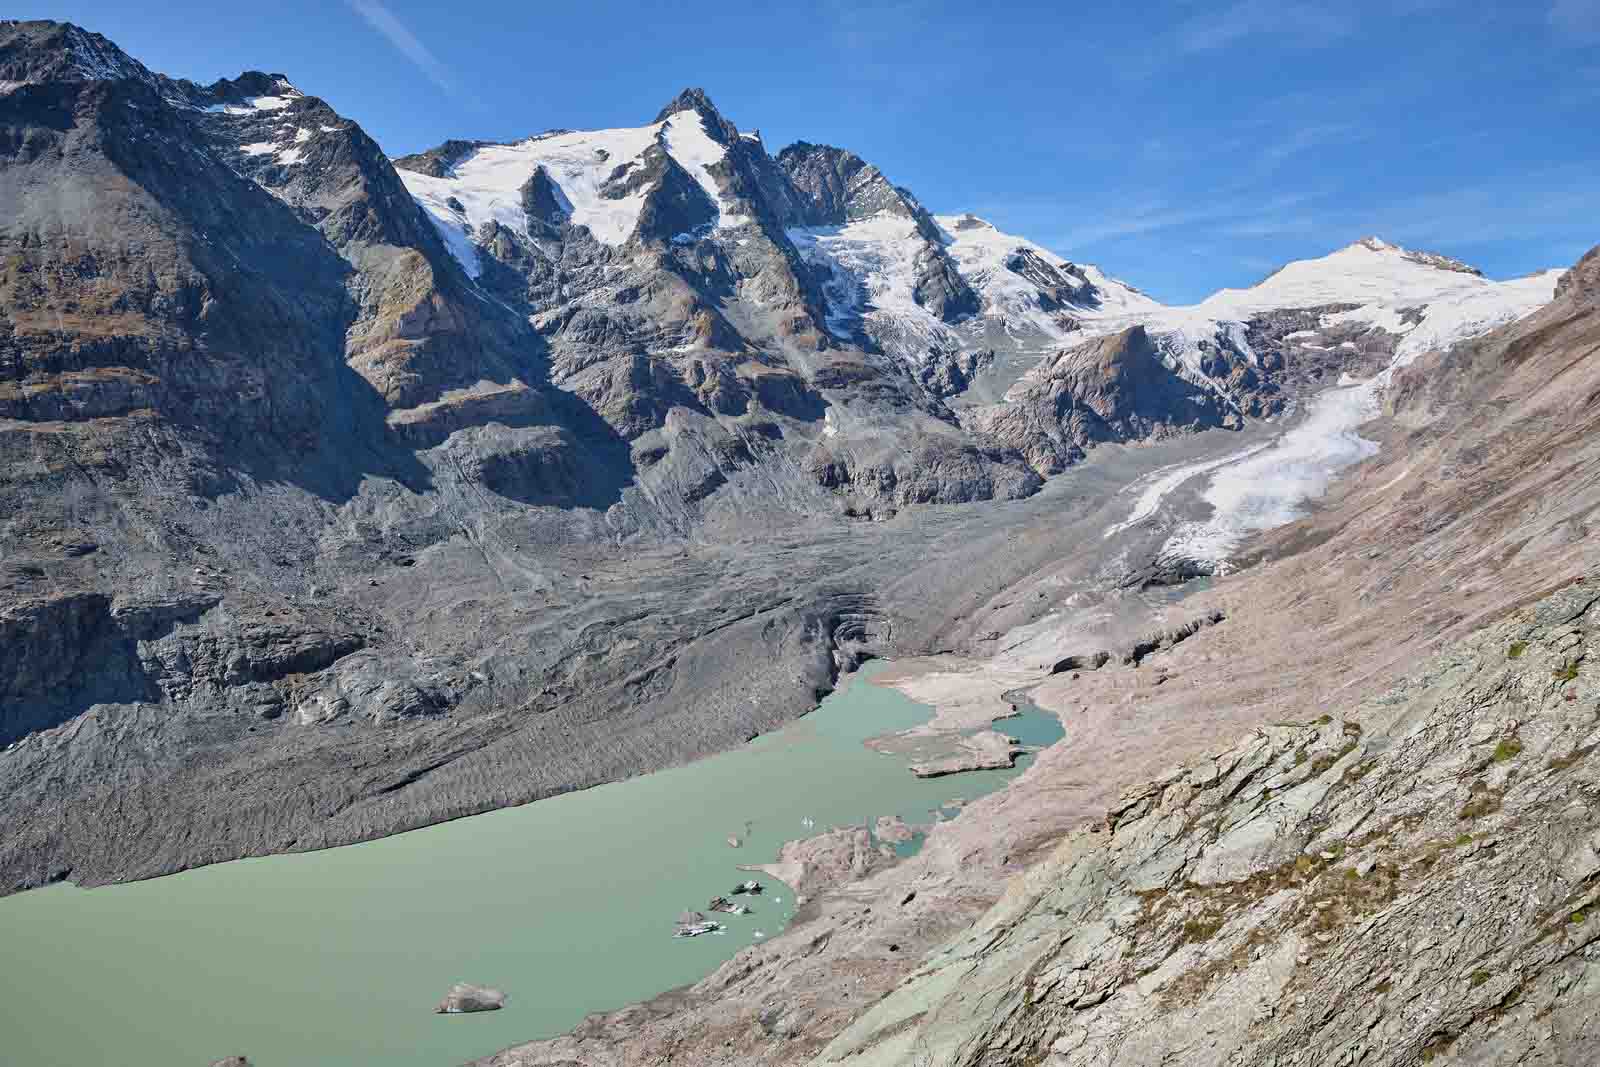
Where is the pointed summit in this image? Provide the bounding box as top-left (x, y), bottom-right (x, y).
top-left (655, 86), bottom-right (719, 121)
top-left (654, 87), bottom-right (737, 142)
top-left (1343, 236), bottom-right (1482, 276)
top-left (205, 70), bottom-right (302, 104)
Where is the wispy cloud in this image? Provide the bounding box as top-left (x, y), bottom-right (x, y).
top-left (1049, 189), bottom-right (1331, 250)
top-left (1550, 0), bottom-right (1600, 38)
top-left (346, 0), bottom-right (458, 96)
top-left (1374, 168), bottom-right (1600, 248)
top-left (1175, 0), bottom-right (1355, 54)
top-left (1204, 167), bottom-right (1600, 260)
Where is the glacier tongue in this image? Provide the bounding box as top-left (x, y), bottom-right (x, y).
top-left (1138, 256), bottom-right (1564, 572)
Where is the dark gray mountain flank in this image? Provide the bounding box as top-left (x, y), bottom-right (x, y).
top-left (0, 18), bottom-right (1562, 914)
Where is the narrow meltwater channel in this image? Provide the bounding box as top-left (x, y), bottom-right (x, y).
top-left (0, 662), bottom-right (1062, 1067)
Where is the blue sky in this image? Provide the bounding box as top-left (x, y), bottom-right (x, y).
top-left (38, 0), bottom-right (1600, 302)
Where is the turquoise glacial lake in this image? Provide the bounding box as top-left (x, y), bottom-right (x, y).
top-left (0, 663), bottom-right (1061, 1067)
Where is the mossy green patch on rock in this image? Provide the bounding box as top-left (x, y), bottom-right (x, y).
top-left (1492, 738), bottom-right (1524, 762)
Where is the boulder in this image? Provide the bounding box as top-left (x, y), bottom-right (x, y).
top-left (435, 983), bottom-right (506, 1014)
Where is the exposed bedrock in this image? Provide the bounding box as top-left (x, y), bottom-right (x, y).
top-left (812, 579), bottom-right (1600, 1067)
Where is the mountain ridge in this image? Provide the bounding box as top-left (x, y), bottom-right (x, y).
top-left (0, 19), bottom-right (1572, 912)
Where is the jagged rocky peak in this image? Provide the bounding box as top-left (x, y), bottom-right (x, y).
top-left (0, 19), bottom-right (153, 88)
top-left (653, 86), bottom-right (738, 143)
top-left (201, 70), bottom-right (302, 106)
top-left (777, 140), bottom-right (979, 323)
top-left (776, 141), bottom-right (927, 228)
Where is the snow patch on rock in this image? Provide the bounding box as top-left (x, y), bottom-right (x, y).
top-left (662, 111), bottom-right (749, 229)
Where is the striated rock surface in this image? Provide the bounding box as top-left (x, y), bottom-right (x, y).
top-left (816, 577), bottom-right (1600, 1066)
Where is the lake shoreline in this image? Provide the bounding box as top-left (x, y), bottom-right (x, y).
top-left (0, 658), bottom-right (1062, 1067)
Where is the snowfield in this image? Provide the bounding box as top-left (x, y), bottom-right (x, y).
top-left (663, 111), bottom-right (749, 230)
top-left (787, 214), bottom-right (941, 345)
top-left (399, 111), bottom-right (759, 276)
top-left (1089, 242), bottom-right (1564, 570)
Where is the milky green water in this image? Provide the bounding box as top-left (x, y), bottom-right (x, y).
top-left (0, 665), bottom-right (1062, 1067)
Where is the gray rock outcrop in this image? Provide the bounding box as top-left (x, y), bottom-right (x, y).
top-left (816, 577), bottom-right (1600, 1066)
top-left (437, 983), bottom-right (507, 1014)
top-left (977, 325), bottom-right (1230, 475)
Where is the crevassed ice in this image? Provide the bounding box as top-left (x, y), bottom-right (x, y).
top-left (787, 214), bottom-right (946, 351)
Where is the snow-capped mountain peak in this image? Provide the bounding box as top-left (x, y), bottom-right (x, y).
top-left (1350, 235), bottom-right (1481, 274)
top-left (388, 86), bottom-right (1562, 447)
top-left (653, 86), bottom-right (736, 142)
top-left (1194, 237), bottom-right (1500, 320)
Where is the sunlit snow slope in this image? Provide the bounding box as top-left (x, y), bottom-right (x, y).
top-left (398, 112), bottom-right (748, 276)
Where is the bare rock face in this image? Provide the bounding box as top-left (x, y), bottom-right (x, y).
top-left (777, 141), bottom-right (980, 321)
top-left (437, 983), bottom-right (507, 1014)
top-left (977, 325), bottom-right (1228, 476)
top-left (813, 577), bottom-right (1600, 1066)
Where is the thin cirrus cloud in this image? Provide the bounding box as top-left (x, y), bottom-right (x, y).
top-left (1048, 189), bottom-right (1330, 250)
top-left (1173, 0), bottom-right (1355, 54)
top-left (1551, 0), bottom-right (1600, 37)
top-left (345, 0), bottom-right (458, 96)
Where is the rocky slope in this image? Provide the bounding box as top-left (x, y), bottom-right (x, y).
top-left (0, 17), bottom-right (1568, 902)
top-left (471, 243), bottom-right (1600, 1067)
top-left (819, 578), bottom-right (1600, 1066)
